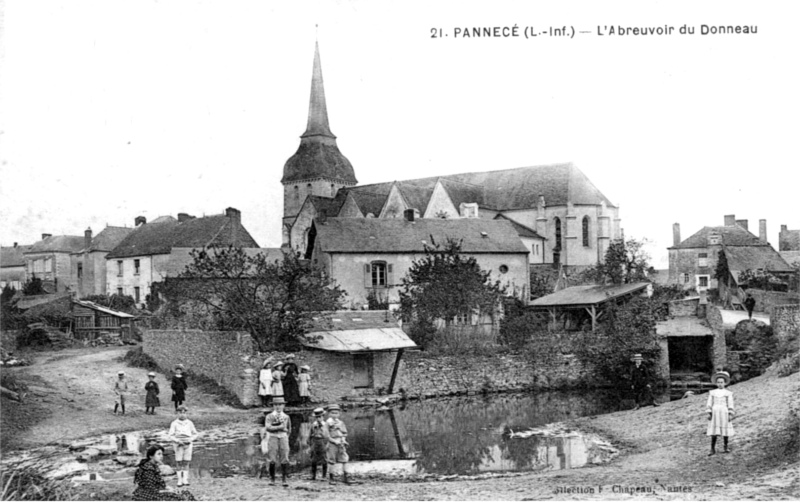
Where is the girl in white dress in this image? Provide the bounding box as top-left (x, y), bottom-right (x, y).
top-left (258, 359), bottom-right (273, 407)
top-left (298, 365), bottom-right (311, 404)
top-left (271, 362), bottom-right (285, 398)
top-left (706, 370), bottom-right (734, 455)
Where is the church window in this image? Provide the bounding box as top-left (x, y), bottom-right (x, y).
top-left (331, 184), bottom-right (336, 196)
top-left (554, 218), bottom-right (562, 250)
top-left (307, 183), bottom-right (312, 194)
top-left (294, 186), bottom-right (299, 200)
top-left (582, 216), bottom-right (591, 247)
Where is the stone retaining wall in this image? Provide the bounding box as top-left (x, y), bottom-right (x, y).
top-left (0, 329), bottom-right (20, 354)
top-left (143, 329), bottom-right (258, 406)
top-left (745, 289), bottom-right (800, 315)
top-left (771, 304), bottom-right (800, 348)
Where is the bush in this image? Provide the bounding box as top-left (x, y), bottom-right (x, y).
top-left (122, 346), bottom-right (159, 371)
top-left (0, 464), bottom-right (75, 501)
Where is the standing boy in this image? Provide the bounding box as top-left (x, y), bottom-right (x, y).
top-left (168, 405), bottom-right (199, 488)
top-left (171, 364), bottom-right (188, 412)
top-left (325, 404), bottom-right (349, 485)
top-left (264, 396), bottom-right (291, 486)
top-left (307, 407), bottom-right (329, 481)
top-left (113, 371), bottom-right (128, 415)
top-left (630, 353), bottom-right (659, 409)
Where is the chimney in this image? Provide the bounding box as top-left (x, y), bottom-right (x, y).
top-left (135, 216), bottom-right (146, 226)
top-left (735, 219), bottom-right (748, 231)
top-left (177, 213), bottom-right (195, 223)
top-left (759, 219), bottom-right (767, 242)
top-left (42, 233), bottom-right (52, 240)
top-left (84, 227), bottom-right (92, 251)
top-left (724, 214), bottom-right (736, 226)
top-left (404, 208), bottom-right (417, 222)
top-left (225, 207), bottom-right (241, 245)
top-left (317, 209), bottom-right (327, 224)
top-left (13, 242), bottom-right (17, 248)
top-left (673, 223), bottom-right (681, 246)
top-left (225, 207), bottom-right (241, 222)
top-left (781, 224), bottom-right (787, 232)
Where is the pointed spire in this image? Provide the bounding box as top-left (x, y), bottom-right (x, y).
top-left (302, 40), bottom-right (335, 139)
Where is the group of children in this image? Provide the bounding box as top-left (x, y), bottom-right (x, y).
top-left (260, 398), bottom-right (350, 486)
top-left (114, 364), bottom-right (189, 415)
top-left (258, 356), bottom-right (312, 407)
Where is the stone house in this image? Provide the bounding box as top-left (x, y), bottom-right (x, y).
top-left (281, 42), bottom-right (620, 270)
top-left (307, 214), bottom-right (530, 310)
top-left (24, 234), bottom-right (85, 293)
top-left (668, 214), bottom-right (793, 293)
top-left (104, 208), bottom-right (260, 307)
top-left (778, 224), bottom-right (800, 267)
top-left (69, 226), bottom-right (133, 298)
top-left (1, 243), bottom-right (32, 290)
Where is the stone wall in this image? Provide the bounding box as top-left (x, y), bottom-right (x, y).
top-left (705, 305), bottom-right (729, 370)
top-left (771, 304), bottom-right (800, 347)
top-left (669, 298), bottom-right (700, 317)
top-left (0, 329), bottom-right (19, 354)
top-left (745, 289), bottom-right (800, 315)
top-left (143, 329), bottom-right (258, 406)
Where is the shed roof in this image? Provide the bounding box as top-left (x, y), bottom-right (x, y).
top-left (73, 299), bottom-right (135, 318)
top-left (313, 218), bottom-right (529, 254)
top-left (724, 245), bottom-right (793, 273)
top-left (303, 311), bottom-right (417, 353)
top-left (529, 282), bottom-right (650, 307)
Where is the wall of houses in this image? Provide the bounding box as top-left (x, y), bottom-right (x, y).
top-left (0, 266), bottom-right (25, 290)
top-left (324, 252), bottom-right (529, 308)
top-left (107, 255), bottom-right (172, 306)
top-left (25, 252), bottom-right (72, 292)
top-left (668, 246), bottom-right (721, 291)
top-left (71, 252), bottom-right (107, 298)
top-left (143, 329), bottom-right (258, 406)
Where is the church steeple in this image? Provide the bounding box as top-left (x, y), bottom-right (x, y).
top-left (302, 41), bottom-right (335, 139)
top-left (281, 40), bottom-right (357, 185)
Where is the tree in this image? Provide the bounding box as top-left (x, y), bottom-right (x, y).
top-left (737, 268), bottom-right (788, 292)
top-left (22, 276), bottom-right (45, 296)
top-left (397, 238), bottom-right (507, 349)
top-left (1, 285), bottom-right (24, 330)
top-left (714, 249), bottom-right (730, 286)
top-left (595, 238), bottom-right (655, 284)
top-left (162, 246), bottom-right (346, 351)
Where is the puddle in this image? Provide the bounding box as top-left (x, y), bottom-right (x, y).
top-left (120, 390), bottom-right (623, 477)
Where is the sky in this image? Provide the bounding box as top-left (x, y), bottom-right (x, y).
top-left (1, 1), bottom-right (798, 268)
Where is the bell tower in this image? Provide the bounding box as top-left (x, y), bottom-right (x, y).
top-left (281, 40), bottom-right (357, 248)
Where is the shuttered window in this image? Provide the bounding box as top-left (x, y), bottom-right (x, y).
top-left (364, 262), bottom-right (393, 287)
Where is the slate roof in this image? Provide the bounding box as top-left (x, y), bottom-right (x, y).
top-left (724, 246), bottom-right (793, 273)
top-left (26, 236), bottom-right (85, 254)
top-left (308, 195), bottom-right (346, 218)
top-left (106, 213), bottom-right (259, 259)
top-left (494, 214), bottom-right (545, 240)
top-left (313, 218), bottom-right (529, 254)
top-left (73, 299), bottom-right (135, 318)
top-left (780, 228), bottom-right (800, 251)
top-left (344, 183), bottom-right (395, 217)
top-left (529, 282), bottom-right (650, 307)
top-left (671, 225), bottom-right (764, 249)
top-left (439, 179), bottom-right (486, 209)
top-left (162, 247), bottom-right (284, 277)
top-left (1, 245), bottom-right (32, 268)
top-left (73, 226), bottom-right (135, 254)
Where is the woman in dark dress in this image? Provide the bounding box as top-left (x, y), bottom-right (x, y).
top-left (133, 445), bottom-right (195, 501)
top-left (282, 354), bottom-right (301, 406)
top-left (171, 365), bottom-right (188, 412)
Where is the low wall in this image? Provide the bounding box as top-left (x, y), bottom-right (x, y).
top-left (745, 289), bottom-right (800, 315)
top-left (143, 330), bottom-right (258, 406)
top-left (669, 298), bottom-right (699, 317)
top-left (771, 304), bottom-right (800, 347)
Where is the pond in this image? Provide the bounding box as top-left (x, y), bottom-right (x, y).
top-left (118, 389), bottom-right (640, 478)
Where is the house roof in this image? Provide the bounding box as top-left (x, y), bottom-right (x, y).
top-left (344, 183), bottom-right (395, 217)
top-left (1, 245), bottom-right (32, 268)
top-left (73, 299), bottom-right (135, 318)
top-left (494, 214), bottom-right (545, 240)
top-left (161, 247), bottom-right (285, 277)
top-left (313, 218), bottom-right (529, 254)
top-left (671, 225), bottom-right (764, 249)
top-left (77, 226), bottom-right (134, 253)
top-left (724, 246), bottom-right (794, 273)
top-left (780, 228), bottom-right (800, 251)
top-left (106, 213), bottom-right (259, 259)
top-left (303, 311), bottom-right (417, 353)
top-left (26, 236), bottom-right (85, 254)
top-left (16, 292), bottom-right (72, 310)
top-left (529, 282), bottom-right (650, 307)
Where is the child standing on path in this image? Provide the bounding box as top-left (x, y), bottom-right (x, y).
top-left (707, 370), bottom-right (735, 455)
top-left (144, 372), bottom-right (160, 415)
top-left (298, 365), bottom-right (311, 404)
top-left (325, 404), bottom-right (350, 485)
top-left (171, 365), bottom-right (188, 412)
top-left (258, 359), bottom-right (273, 407)
top-left (307, 407), bottom-right (329, 481)
top-left (168, 405), bottom-right (199, 487)
top-left (264, 396), bottom-right (291, 486)
top-left (114, 371), bottom-right (128, 415)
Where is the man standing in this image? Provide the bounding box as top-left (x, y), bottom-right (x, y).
top-left (744, 293), bottom-right (756, 320)
top-left (631, 353), bottom-right (659, 410)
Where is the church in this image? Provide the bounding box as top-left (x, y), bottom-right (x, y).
top-left (281, 42), bottom-right (622, 272)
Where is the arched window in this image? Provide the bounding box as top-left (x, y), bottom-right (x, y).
top-left (331, 183), bottom-right (336, 196)
top-left (294, 185), bottom-right (299, 201)
top-left (307, 183), bottom-right (312, 194)
top-left (554, 217), bottom-right (562, 250)
top-left (582, 216), bottom-right (591, 247)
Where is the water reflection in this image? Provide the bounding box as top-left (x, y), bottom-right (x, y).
top-left (116, 390), bottom-right (625, 477)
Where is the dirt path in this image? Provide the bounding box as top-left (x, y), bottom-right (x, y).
top-left (1, 346), bottom-right (247, 451)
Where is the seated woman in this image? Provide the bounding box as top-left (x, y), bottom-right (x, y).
top-left (133, 445), bottom-right (196, 501)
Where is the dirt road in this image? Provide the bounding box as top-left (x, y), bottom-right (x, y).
top-left (2, 346), bottom-right (798, 500)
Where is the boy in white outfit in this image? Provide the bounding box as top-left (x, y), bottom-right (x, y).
top-left (168, 405), bottom-right (199, 487)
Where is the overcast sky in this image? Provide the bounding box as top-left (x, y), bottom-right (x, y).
top-left (2, 1), bottom-right (798, 268)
